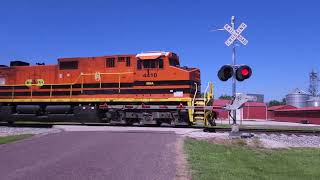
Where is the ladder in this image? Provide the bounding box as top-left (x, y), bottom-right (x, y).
top-left (193, 98), bottom-right (206, 125)
top-left (191, 82), bottom-right (214, 126)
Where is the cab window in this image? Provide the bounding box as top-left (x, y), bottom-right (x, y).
top-left (137, 59), bottom-right (163, 69)
top-left (158, 59), bottom-right (163, 69)
top-left (169, 58), bottom-right (180, 67)
top-left (125, 57), bottom-right (131, 67)
top-left (106, 58), bottom-right (115, 68)
top-left (137, 60), bottom-right (142, 69)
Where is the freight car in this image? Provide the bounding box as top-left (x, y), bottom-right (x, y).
top-left (0, 51), bottom-right (216, 126)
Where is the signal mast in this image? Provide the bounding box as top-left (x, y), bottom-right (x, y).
top-left (214, 16), bottom-right (252, 134)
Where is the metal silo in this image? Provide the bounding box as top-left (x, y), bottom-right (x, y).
top-left (286, 89), bottom-right (310, 108)
top-left (306, 97), bottom-right (320, 107)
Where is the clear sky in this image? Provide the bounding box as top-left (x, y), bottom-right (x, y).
top-left (0, 0), bottom-right (319, 101)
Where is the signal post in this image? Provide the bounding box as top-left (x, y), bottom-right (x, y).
top-left (216, 16), bottom-right (252, 136)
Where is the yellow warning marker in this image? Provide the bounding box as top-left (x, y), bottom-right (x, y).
top-left (25, 79), bottom-right (33, 87)
top-left (36, 79), bottom-right (45, 86)
top-left (95, 72), bottom-right (101, 81)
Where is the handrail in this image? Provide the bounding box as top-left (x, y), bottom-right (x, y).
top-left (70, 85), bottom-right (73, 98)
top-left (204, 82), bottom-right (210, 105)
top-left (118, 75), bottom-right (121, 93)
top-left (0, 71), bottom-right (134, 99)
top-left (49, 85), bottom-right (53, 101)
top-left (192, 82), bottom-right (198, 107)
top-left (0, 72), bottom-right (134, 87)
top-left (191, 82), bottom-right (198, 121)
top-left (11, 86), bottom-right (14, 101)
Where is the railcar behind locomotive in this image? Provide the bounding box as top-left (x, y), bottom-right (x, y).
top-left (0, 51), bottom-right (215, 126)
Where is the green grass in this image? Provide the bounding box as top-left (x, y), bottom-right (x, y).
top-left (0, 134), bottom-right (33, 145)
top-left (214, 124), bottom-right (231, 128)
top-left (184, 138), bottom-right (320, 180)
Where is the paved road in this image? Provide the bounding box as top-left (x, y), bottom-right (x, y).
top-left (0, 131), bottom-right (177, 180)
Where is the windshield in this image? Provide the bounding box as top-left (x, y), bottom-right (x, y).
top-left (137, 59), bottom-right (163, 69)
top-left (169, 58), bottom-right (180, 67)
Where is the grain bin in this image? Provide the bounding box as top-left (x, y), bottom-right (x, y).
top-left (286, 89), bottom-right (310, 108)
top-left (306, 97), bottom-right (320, 107)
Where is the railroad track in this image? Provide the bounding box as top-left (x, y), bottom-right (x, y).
top-left (209, 127), bottom-right (320, 135)
top-left (1, 122), bottom-right (320, 135)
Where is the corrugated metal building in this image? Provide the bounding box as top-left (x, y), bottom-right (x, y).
top-left (272, 107), bottom-right (320, 124)
top-left (267, 105), bottom-right (297, 119)
top-left (213, 99), bottom-right (267, 120)
top-left (212, 99), bottom-right (231, 120)
top-left (242, 102), bottom-right (267, 120)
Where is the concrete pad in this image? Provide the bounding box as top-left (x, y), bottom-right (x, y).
top-left (54, 125), bottom-right (202, 135)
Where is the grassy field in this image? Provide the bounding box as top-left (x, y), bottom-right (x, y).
top-left (184, 138), bottom-right (320, 180)
top-left (0, 134), bottom-right (33, 145)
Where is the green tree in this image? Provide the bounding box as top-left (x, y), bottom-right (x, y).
top-left (268, 100), bottom-right (286, 107)
top-left (219, 94), bottom-right (233, 100)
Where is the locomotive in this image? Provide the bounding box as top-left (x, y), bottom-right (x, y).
top-left (0, 51), bottom-right (216, 126)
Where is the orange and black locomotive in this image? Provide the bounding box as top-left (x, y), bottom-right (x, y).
top-left (0, 51), bottom-right (214, 126)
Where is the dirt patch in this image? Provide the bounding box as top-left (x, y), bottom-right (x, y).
top-left (190, 136), bottom-right (268, 150)
top-left (207, 137), bottom-right (248, 147)
top-left (246, 138), bottom-right (264, 148)
top-left (175, 137), bottom-right (192, 180)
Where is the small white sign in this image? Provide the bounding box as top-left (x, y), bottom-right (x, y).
top-left (225, 34), bottom-right (238, 46)
top-left (0, 78), bottom-right (5, 85)
top-left (236, 23), bottom-right (247, 34)
top-left (173, 91), bottom-right (183, 97)
top-left (237, 35), bottom-right (248, 45)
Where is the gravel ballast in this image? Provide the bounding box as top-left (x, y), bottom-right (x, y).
top-left (182, 131), bottom-right (320, 148)
top-left (256, 133), bottom-right (320, 148)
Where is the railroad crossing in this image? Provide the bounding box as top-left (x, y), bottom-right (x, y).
top-left (214, 16), bottom-right (252, 136)
top-left (224, 22), bottom-right (248, 46)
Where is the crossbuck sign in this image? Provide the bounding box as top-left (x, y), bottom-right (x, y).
top-left (224, 23), bottom-right (248, 46)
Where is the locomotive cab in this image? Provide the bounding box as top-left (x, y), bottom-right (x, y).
top-left (135, 51), bottom-right (200, 97)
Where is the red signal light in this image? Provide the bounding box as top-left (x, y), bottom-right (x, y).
top-left (236, 65), bottom-right (252, 81)
top-left (241, 68), bottom-right (249, 76)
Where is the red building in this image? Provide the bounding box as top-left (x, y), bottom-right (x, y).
top-left (272, 107), bottom-right (320, 124)
top-left (267, 105), bottom-right (297, 119)
top-left (212, 99), bottom-right (320, 125)
top-left (213, 99), bottom-right (267, 120)
top-left (213, 99), bottom-right (231, 120)
top-left (242, 102), bottom-right (267, 120)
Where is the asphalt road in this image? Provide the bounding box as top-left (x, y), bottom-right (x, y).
top-left (0, 131), bottom-right (177, 180)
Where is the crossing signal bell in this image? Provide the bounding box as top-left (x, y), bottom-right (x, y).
top-left (218, 65), bottom-right (252, 81)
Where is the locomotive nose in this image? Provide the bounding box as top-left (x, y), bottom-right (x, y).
top-left (189, 68), bottom-right (200, 82)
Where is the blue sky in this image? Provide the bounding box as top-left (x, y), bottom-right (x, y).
top-left (0, 0), bottom-right (319, 101)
